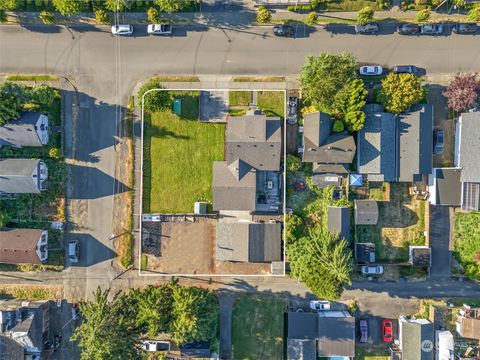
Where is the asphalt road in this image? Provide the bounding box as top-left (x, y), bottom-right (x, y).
top-left (2, 23), bottom-right (480, 299)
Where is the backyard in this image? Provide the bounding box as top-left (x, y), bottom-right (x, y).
top-left (227, 90), bottom-right (285, 118)
top-left (142, 91), bottom-right (225, 213)
top-left (453, 212), bottom-right (480, 280)
top-left (232, 294), bottom-right (286, 360)
top-left (355, 183), bottom-right (426, 262)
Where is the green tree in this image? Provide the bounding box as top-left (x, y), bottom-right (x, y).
top-left (379, 73), bottom-right (425, 114)
top-left (357, 6), bottom-right (374, 25)
top-left (286, 154), bottom-right (302, 173)
top-left (299, 52), bottom-right (358, 114)
top-left (147, 6), bottom-right (159, 23)
top-left (0, 82), bottom-right (30, 125)
top-left (333, 78), bottom-right (367, 131)
top-left (104, 0), bottom-right (129, 11)
top-left (154, 0), bottom-right (189, 13)
top-left (0, 210), bottom-right (9, 227)
top-left (256, 6), bottom-right (271, 23)
top-left (415, 8), bottom-right (431, 22)
top-left (305, 11), bottom-right (318, 25)
top-left (31, 85), bottom-right (57, 109)
top-left (52, 0), bottom-right (82, 15)
top-left (287, 229), bottom-right (353, 300)
top-left (468, 4), bottom-right (480, 22)
top-left (39, 10), bottom-right (55, 24)
top-left (94, 8), bottom-right (111, 24)
top-left (0, 0), bottom-right (19, 10)
top-left (137, 81), bottom-right (172, 113)
top-left (332, 120), bottom-right (345, 132)
top-left (72, 287), bottom-right (142, 360)
top-left (285, 214), bottom-right (304, 244)
top-left (170, 286), bottom-right (219, 345)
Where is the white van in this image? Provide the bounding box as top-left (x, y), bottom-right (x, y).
top-left (68, 240), bottom-right (80, 263)
top-left (111, 24), bottom-right (133, 36)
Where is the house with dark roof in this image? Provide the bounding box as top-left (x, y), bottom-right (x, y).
top-left (0, 112), bottom-right (49, 147)
top-left (180, 340), bottom-right (211, 358)
top-left (0, 159), bottom-right (48, 194)
top-left (428, 168), bottom-right (462, 206)
top-left (216, 222), bottom-right (281, 263)
top-left (301, 112), bottom-right (356, 187)
top-left (358, 104), bottom-right (433, 183)
top-left (456, 305), bottom-right (480, 340)
top-left (408, 246), bottom-right (431, 267)
top-left (287, 311), bottom-right (355, 360)
top-left (354, 200), bottom-right (378, 225)
top-left (212, 114), bottom-right (282, 212)
top-left (355, 243), bottom-right (375, 264)
top-left (455, 112), bottom-right (480, 211)
top-left (327, 206), bottom-right (351, 242)
top-left (0, 228), bottom-right (48, 265)
top-left (399, 317), bottom-right (434, 360)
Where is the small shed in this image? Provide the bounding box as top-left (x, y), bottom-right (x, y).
top-left (409, 246), bottom-right (431, 267)
top-left (355, 243), bottom-right (375, 264)
top-left (349, 174), bottom-right (363, 187)
top-left (354, 200), bottom-right (379, 225)
top-left (194, 201), bottom-right (207, 215)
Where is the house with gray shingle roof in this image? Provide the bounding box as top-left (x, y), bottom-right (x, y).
top-left (327, 206), bottom-right (351, 242)
top-left (399, 317), bottom-right (434, 360)
top-left (0, 112), bottom-right (49, 147)
top-left (0, 159), bottom-right (48, 194)
top-left (358, 104), bottom-right (433, 183)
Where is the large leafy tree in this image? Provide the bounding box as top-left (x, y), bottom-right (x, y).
top-left (31, 84), bottom-right (57, 110)
top-left (287, 229), bottom-right (353, 300)
top-left (72, 287), bottom-right (143, 360)
top-left (52, 0), bottom-right (82, 16)
top-left (0, 82), bottom-right (30, 125)
top-left (0, 0), bottom-right (19, 10)
top-left (378, 73), bottom-right (425, 114)
top-left (154, 0), bottom-right (190, 13)
top-left (299, 52), bottom-right (358, 114)
top-left (104, 0), bottom-right (129, 11)
top-left (443, 73), bottom-right (480, 112)
top-left (333, 78), bottom-right (367, 131)
top-left (137, 81), bottom-right (172, 113)
top-left (357, 6), bottom-right (374, 25)
top-left (468, 4), bottom-right (480, 22)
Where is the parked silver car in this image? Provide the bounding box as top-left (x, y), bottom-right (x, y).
top-left (355, 23), bottom-right (379, 34)
top-left (361, 265), bottom-right (384, 275)
top-left (420, 23), bottom-right (443, 35)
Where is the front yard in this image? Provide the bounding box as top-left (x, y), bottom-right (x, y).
top-left (453, 212), bottom-right (480, 280)
top-left (232, 294), bottom-right (286, 360)
top-left (142, 91), bottom-right (225, 213)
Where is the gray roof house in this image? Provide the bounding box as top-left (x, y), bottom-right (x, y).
top-left (0, 112), bottom-right (49, 147)
top-left (455, 112), bottom-right (480, 211)
top-left (428, 168), bottom-right (462, 206)
top-left (358, 104), bottom-right (433, 183)
top-left (0, 159), bottom-right (48, 194)
top-left (216, 222), bottom-right (281, 263)
top-left (354, 200), bottom-right (379, 225)
top-left (399, 317), bottom-right (434, 360)
top-left (0, 228), bottom-right (48, 265)
top-left (212, 115), bottom-right (282, 212)
top-left (327, 206), bottom-right (351, 242)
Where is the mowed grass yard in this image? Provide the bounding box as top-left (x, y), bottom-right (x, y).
top-left (143, 92), bottom-right (225, 213)
top-left (453, 212), bottom-right (480, 280)
top-left (232, 294), bottom-right (286, 360)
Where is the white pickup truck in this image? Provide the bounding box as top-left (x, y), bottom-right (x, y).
top-left (147, 24), bottom-right (173, 35)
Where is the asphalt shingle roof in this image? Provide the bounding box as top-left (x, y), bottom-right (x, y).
top-left (317, 315), bottom-right (355, 357)
top-left (0, 228), bottom-right (44, 265)
top-left (400, 318), bottom-right (434, 360)
top-left (354, 200), bottom-right (379, 225)
top-left (327, 206), bottom-right (351, 242)
top-left (434, 168), bottom-right (462, 206)
top-left (458, 112), bottom-right (480, 183)
top-left (0, 112), bottom-right (48, 147)
top-left (0, 159), bottom-right (42, 194)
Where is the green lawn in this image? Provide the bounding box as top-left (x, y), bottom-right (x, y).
top-left (229, 90), bottom-right (252, 106)
top-left (258, 91), bottom-right (285, 118)
top-left (232, 294), bottom-right (286, 360)
top-left (453, 212), bottom-right (480, 280)
top-left (143, 93), bottom-right (225, 213)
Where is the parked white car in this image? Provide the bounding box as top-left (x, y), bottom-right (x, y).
top-left (359, 65), bottom-right (384, 76)
top-left (141, 340), bottom-right (170, 352)
top-left (111, 24), bottom-right (133, 36)
top-left (147, 24), bottom-right (172, 35)
top-left (361, 265), bottom-right (384, 275)
top-left (309, 300), bottom-right (331, 311)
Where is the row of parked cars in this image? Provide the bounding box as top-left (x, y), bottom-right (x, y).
top-left (359, 64), bottom-right (418, 76)
top-left (356, 22), bottom-right (477, 35)
top-left (111, 24), bottom-right (172, 36)
top-left (359, 319), bottom-right (393, 343)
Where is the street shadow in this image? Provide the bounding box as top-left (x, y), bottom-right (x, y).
top-left (69, 24), bottom-right (106, 33)
top-left (70, 164), bottom-right (130, 199)
top-left (174, 24), bottom-right (209, 37)
top-left (324, 24), bottom-right (356, 35)
top-left (65, 233), bottom-right (116, 268)
top-left (19, 24), bottom-right (62, 33)
top-left (196, 3), bottom-right (256, 30)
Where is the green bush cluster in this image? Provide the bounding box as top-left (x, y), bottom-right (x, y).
top-left (415, 7), bottom-right (431, 22)
top-left (94, 8), bottom-right (110, 24)
top-left (256, 5), bottom-right (271, 23)
top-left (304, 11), bottom-right (318, 25)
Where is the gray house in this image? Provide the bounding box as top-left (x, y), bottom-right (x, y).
top-left (428, 168), bottom-right (462, 206)
top-left (0, 228), bottom-right (48, 265)
top-left (0, 159), bottom-right (48, 194)
top-left (358, 104), bottom-right (433, 183)
top-left (399, 317), bottom-right (434, 360)
top-left (0, 112), bottom-right (49, 147)
top-left (302, 112), bottom-right (356, 186)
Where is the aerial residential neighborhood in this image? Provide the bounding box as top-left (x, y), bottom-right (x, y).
top-left (1, 0), bottom-right (480, 359)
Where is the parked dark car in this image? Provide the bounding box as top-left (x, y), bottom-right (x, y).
top-left (397, 23), bottom-right (420, 35)
top-left (434, 129), bottom-right (444, 154)
top-left (420, 23), bottom-right (443, 35)
top-left (287, 96), bottom-right (297, 124)
top-left (452, 23), bottom-right (477, 34)
top-left (392, 65), bottom-right (419, 75)
top-left (273, 25), bottom-right (295, 37)
top-left (355, 23), bottom-right (379, 34)
top-left (359, 319), bottom-right (368, 343)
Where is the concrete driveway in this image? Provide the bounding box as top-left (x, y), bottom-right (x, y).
top-left (429, 205), bottom-right (452, 278)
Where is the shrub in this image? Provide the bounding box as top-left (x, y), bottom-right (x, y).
top-left (305, 11), bottom-right (318, 25)
top-left (311, 0), bottom-right (319, 9)
top-left (0, 9), bottom-right (6, 23)
top-left (147, 7), bottom-right (159, 23)
top-left (468, 4), bottom-right (480, 22)
top-left (39, 10), bottom-right (54, 24)
top-left (95, 9), bottom-right (111, 24)
top-left (137, 81), bottom-right (172, 113)
top-left (35, 0), bottom-right (43, 8)
top-left (0, 0), bottom-right (19, 11)
top-left (256, 7), bottom-right (271, 23)
top-left (414, 0), bottom-right (428, 6)
top-left (332, 120), bottom-right (345, 132)
top-left (357, 6), bottom-right (375, 25)
top-left (49, 147), bottom-right (61, 159)
top-left (415, 8), bottom-right (431, 22)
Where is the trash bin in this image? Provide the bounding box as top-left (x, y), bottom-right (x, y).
top-left (173, 98), bottom-right (182, 115)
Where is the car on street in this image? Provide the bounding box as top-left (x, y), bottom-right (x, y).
top-left (111, 24), bottom-right (134, 36)
top-left (434, 129), bottom-right (444, 154)
top-left (392, 65), bottom-right (419, 75)
top-left (355, 23), bottom-right (379, 34)
top-left (359, 65), bottom-right (384, 76)
top-left (68, 240), bottom-right (80, 263)
top-left (310, 300), bottom-right (331, 311)
top-left (361, 265), bottom-right (384, 275)
top-left (420, 23), bottom-right (443, 35)
top-left (382, 319), bottom-right (393, 342)
top-left (147, 24), bottom-right (172, 35)
top-left (397, 23), bottom-right (420, 35)
top-left (452, 23), bottom-right (477, 34)
top-left (273, 25), bottom-right (295, 37)
top-left (287, 96), bottom-right (298, 124)
top-left (141, 340), bottom-right (171, 352)
top-left (359, 319), bottom-right (368, 343)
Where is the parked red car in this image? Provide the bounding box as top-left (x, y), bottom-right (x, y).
top-left (382, 319), bottom-right (393, 343)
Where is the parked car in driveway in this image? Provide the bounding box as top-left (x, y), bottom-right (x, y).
top-left (68, 240), bottom-right (80, 263)
top-left (452, 23), bottom-right (477, 34)
top-left (361, 265), bottom-right (384, 275)
top-left (355, 23), bottom-right (379, 34)
top-left (397, 23), bottom-right (420, 35)
top-left (310, 300), bottom-right (331, 311)
top-left (392, 65), bottom-right (419, 75)
top-left (434, 129), bottom-right (444, 154)
top-left (273, 25), bottom-right (295, 37)
top-left (359, 65), bottom-right (384, 76)
top-left (382, 319), bottom-right (393, 343)
top-left (420, 23), bottom-right (443, 35)
top-left (141, 340), bottom-right (171, 352)
top-left (111, 24), bottom-right (133, 36)
top-left (147, 24), bottom-right (172, 35)
top-left (359, 319), bottom-right (368, 343)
